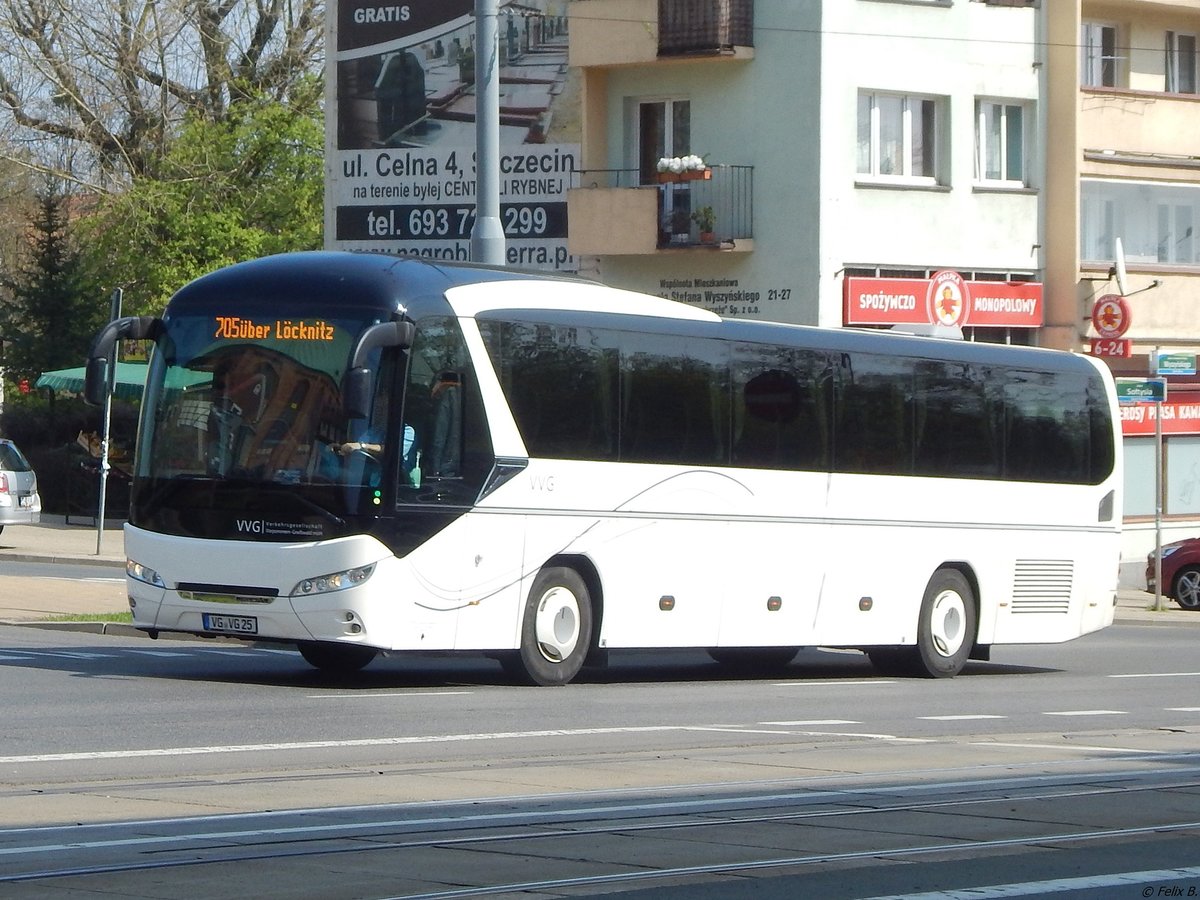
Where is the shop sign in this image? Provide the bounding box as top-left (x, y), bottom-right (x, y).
top-left (1092, 294), bottom-right (1130, 339)
top-left (843, 275), bottom-right (1043, 328)
top-left (1120, 398), bottom-right (1200, 436)
top-left (1091, 338), bottom-right (1131, 358)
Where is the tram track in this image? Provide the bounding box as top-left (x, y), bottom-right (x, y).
top-left (4, 761), bottom-right (1200, 897)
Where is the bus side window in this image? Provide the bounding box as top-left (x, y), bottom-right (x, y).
top-left (427, 370), bottom-right (462, 478)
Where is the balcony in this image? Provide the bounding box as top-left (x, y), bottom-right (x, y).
top-left (1080, 88), bottom-right (1200, 168)
top-left (568, 165), bottom-right (753, 256)
top-left (569, 0), bottom-right (754, 68)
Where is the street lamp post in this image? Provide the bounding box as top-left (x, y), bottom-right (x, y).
top-left (471, 0), bottom-right (506, 266)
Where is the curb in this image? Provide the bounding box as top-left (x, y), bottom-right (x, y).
top-left (4, 620), bottom-right (256, 644)
top-left (0, 553), bottom-right (125, 568)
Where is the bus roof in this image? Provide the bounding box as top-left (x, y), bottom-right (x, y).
top-left (163, 252), bottom-right (1097, 378)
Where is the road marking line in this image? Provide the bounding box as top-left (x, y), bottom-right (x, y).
top-left (1109, 671), bottom-right (1200, 678)
top-left (1043, 710), bottom-right (1126, 716)
top-left (971, 741), bottom-right (1162, 754)
top-left (862, 864), bottom-right (1200, 899)
top-left (1166, 707), bottom-right (1200, 712)
top-left (0, 726), bottom-right (699, 764)
top-left (760, 720), bottom-right (861, 726)
top-left (772, 679), bottom-right (897, 687)
top-left (918, 715), bottom-right (1006, 721)
top-left (304, 691), bottom-right (473, 699)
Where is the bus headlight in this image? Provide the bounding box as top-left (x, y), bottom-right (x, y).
top-left (127, 558), bottom-right (165, 588)
top-left (291, 563), bottom-right (376, 598)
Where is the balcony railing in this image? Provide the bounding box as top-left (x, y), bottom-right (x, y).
top-left (569, 165), bottom-right (753, 254)
top-left (658, 0), bottom-right (754, 56)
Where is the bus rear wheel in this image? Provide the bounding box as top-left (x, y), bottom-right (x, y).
top-left (298, 642), bottom-right (378, 675)
top-left (513, 566), bottom-right (593, 686)
top-left (913, 569), bottom-right (976, 678)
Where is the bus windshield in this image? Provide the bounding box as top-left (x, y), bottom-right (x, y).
top-left (134, 309), bottom-right (393, 529)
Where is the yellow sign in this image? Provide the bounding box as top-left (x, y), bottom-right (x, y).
top-left (214, 317), bottom-right (335, 341)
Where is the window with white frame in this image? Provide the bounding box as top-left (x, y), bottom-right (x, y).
top-left (856, 91), bottom-right (940, 183)
top-left (1081, 22), bottom-right (1118, 87)
top-left (974, 100), bottom-right (1027, 185)
top-left (1166, 31), bottom-right (1198, 93)
top-left (1081, 179), bottom-right (1200, 267)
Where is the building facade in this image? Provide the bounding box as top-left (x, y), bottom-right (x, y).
top-left (568, 0), bottom-right (1044, 336)
top-left (567, 0), bottom-right (1200, 585)
top-left (1047, 0), bottom-right (1200, 583)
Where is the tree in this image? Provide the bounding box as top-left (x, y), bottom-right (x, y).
top-left (0, 0), bottom-right (324, 187)
top-left (0, 180), bottom-right (105, 383)
top-left (82, 83), bottom-right (324, 316)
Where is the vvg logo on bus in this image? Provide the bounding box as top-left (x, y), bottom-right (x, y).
top-left (927, 271), bottom-right (969, 328)
top-left (234, 518), bottom-right (325, 539)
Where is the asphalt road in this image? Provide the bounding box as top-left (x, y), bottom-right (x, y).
top-left (1, 620), bottom-right (1199, 897)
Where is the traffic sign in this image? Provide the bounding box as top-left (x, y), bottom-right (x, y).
top-left (1116, 377), bottom-right (1167, 403)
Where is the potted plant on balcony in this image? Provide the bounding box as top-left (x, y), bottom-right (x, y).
top-left (691, 205), bottom-right (716, 243)
top-left (656, 154), bottom-right (710, 183)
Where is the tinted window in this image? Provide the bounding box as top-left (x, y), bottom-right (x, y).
top-left (834, 353), bottom-right (913, 475)
top-left (478, 321), bottom-right (618, 460)
top-left (620, 332), bottom-right (728, 465)
top-left (912, 361), bottom-right (1000, 479)
top-left (400, 316), bottom-right (493, 505)
top-left (1005, 370), bottom-right (1097, 484)
top-left (0, 444), bottom-right (30, 471)
top-left (732, 344), bottom-right (830, 471)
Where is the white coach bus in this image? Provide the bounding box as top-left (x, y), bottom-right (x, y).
top-left (85, 252), bottom-right (1122, 684)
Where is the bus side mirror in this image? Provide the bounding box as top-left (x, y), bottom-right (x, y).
top-left (84, 357), bottom-right (112, 406)
top-left (84, 315), bottom-right (162, 406)
top-left (342, 319), bottom-right (415, 417)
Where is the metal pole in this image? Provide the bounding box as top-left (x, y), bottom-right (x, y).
top-left (95, 288), bottom-right (122, 555)
top-left (471, 0), bottom-right (506, 265)
top-left (1152, 347), bottom-right (1164, 612)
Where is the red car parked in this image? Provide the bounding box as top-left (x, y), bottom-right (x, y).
top-left (1146, 538), bottom-right (1200, 610)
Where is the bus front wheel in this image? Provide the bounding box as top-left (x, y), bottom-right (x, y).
top-left (514, 567), bottom-right (593, 686)
top-left (298, 641), bottom-right (378, 675)
top-left (913, 569), bottom-right (977, 678)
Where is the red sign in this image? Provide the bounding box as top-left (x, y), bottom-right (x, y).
top-left (1091, 338), bottom-right (1132, 358)
top-left (843, 276), bottom-right (1043, 328)
top-left (1121, 398), bottom-right (1200, 436)
top-left (1092, 294), bottom-right (1130, 339)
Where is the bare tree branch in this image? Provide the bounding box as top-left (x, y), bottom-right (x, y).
top-left (0, 0), bottom-right (323, 186)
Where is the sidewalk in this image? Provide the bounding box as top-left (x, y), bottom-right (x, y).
top-left (0, 516), bottom-right (1195, 625)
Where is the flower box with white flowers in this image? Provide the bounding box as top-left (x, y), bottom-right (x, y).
top-left (655, 155), bottom-right (711, 183)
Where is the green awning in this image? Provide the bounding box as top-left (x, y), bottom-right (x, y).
top-left (36, 362), bottom-right (149, 401)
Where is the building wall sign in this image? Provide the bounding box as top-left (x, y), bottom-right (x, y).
top-left (843, 275), bottom-right (1043, 328)
top-left (325, 1), bottom-right (578, 272)
top-left (1121, 399), bottom-right (1200, 436)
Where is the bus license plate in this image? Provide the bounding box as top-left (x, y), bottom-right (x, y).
top-left (202, 613), bottom-right (258, 635)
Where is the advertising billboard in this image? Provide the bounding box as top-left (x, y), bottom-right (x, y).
top-left (325, 1), bottom-right (578, 271)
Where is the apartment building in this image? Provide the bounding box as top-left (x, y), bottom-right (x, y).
top-left (568, 0), bottom-right (1200, 582)
top-left (568, 0), bottom-right (1044, 339)
top-left (1047, 1), bottom-right (1200, 574)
